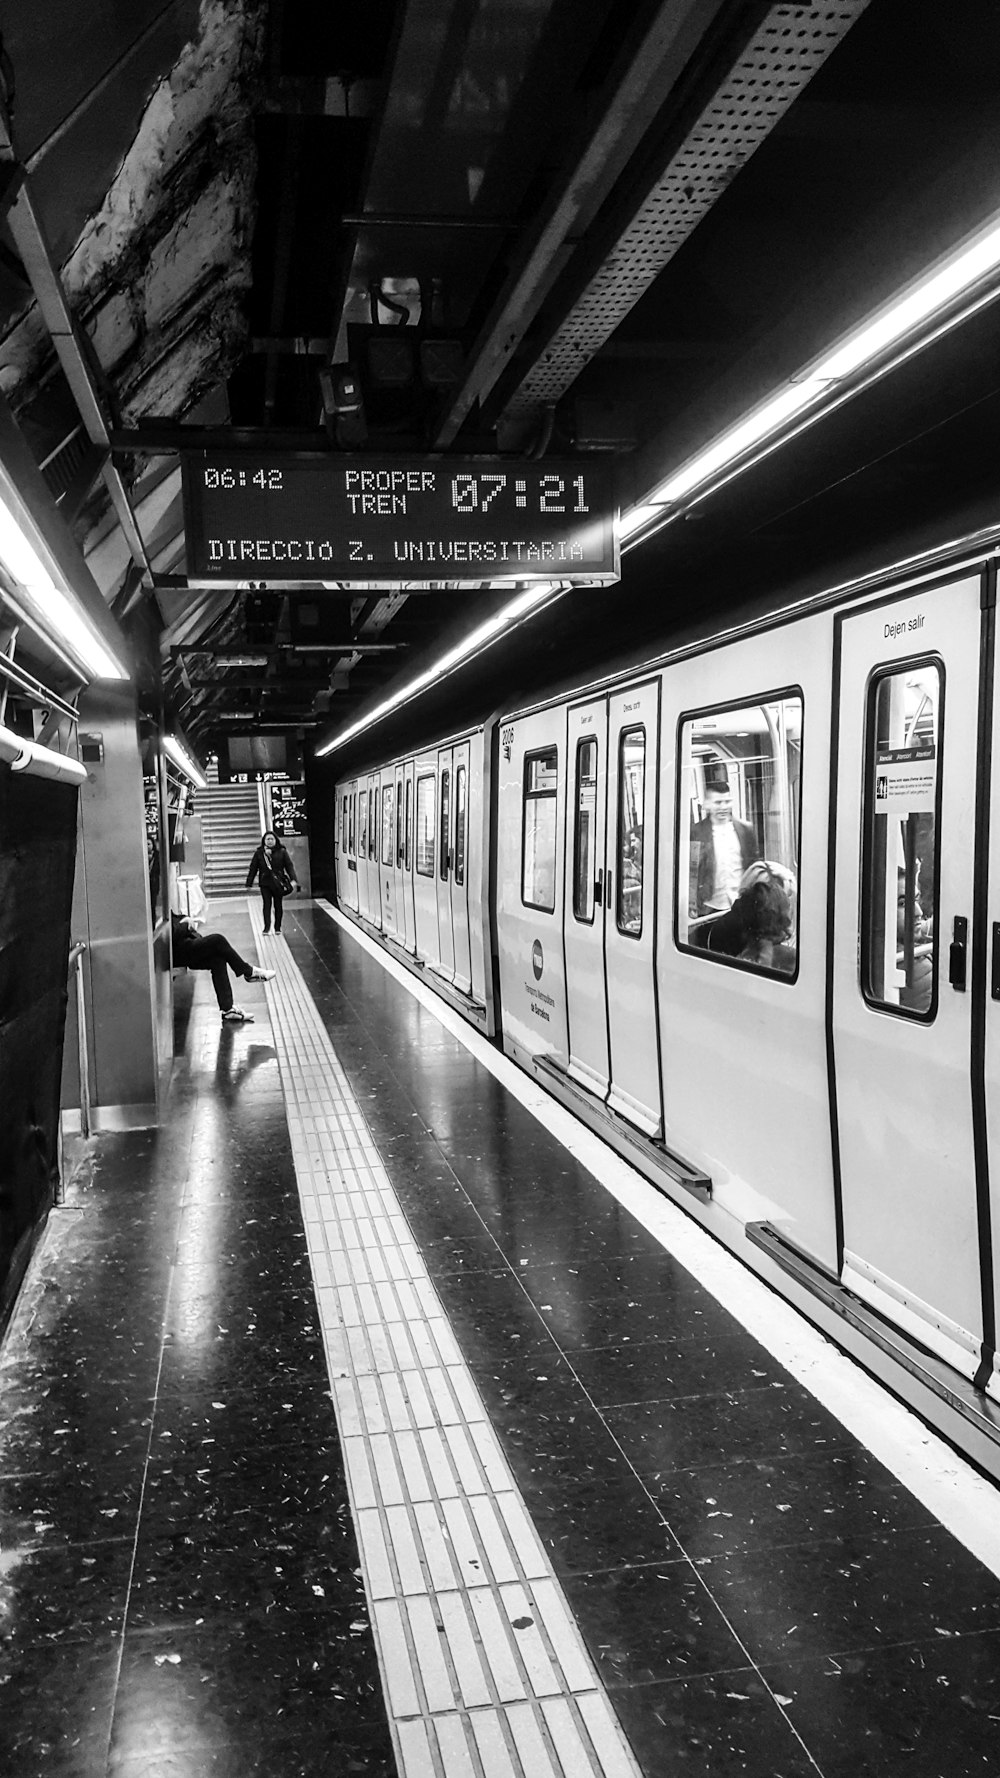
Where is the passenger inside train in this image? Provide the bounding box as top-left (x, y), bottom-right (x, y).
top-left (679, 694), bottom-right (802, 974)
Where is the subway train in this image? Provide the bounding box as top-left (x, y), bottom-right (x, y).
top-left (333, 526), bottom-right (1000, 1471)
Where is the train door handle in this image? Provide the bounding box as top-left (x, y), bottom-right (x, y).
top-left (605, 869), bottom-right (613, 910)
top-left (991, 922), bottom-right (1000, 1000)
top-left (594, 869), bottom-right (603, 907)
top-left (949, 915), bottom-right (968, 992)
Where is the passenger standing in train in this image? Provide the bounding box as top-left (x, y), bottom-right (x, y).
top-left (689, 776), bottom-right (760, 917)
top-left (246, 829), bottom-right (299, 935)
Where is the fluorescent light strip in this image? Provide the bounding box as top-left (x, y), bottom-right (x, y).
top-left (618, 207), bottom-right (1000, 534)
top-left (316, 579), bottom-right (563, 756)
top-left (0, 492), bottom-right (128, 681)
top-left (163, 733), bottom-right (208, 789)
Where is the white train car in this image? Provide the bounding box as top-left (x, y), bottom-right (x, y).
top-left (335, 728), bottom-right (494, 1027)
top-left (336, 537), bottom-right (1000, 1475)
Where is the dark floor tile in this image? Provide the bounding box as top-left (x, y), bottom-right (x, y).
top-left (611, 1667), bottom-right (819, 1777)
top-left (569, 1333), bottom-right (787, 1408)
top-left (656, 1445), bottom-right (938, 1560)
top-left (468, 1348), bottom-right (594, 1421)
top-left (430, 1265), bottom-right (557, 1362)
top-left (109, 1619), bottom-right (396, 1774)
top-left (140, 1441), bottom-right (350, 1535)
top-left (759, 1630), bottom-right (1000, 1776)
top-left (0, 1535), bottom-right (132, 1650)
top-left (564, 1560), bottom-right (748, 1684)
top-left (0, 1464), bottom-right (140, 1546)
top-left (605, 1382), bottom-right (854, 1481)
top-left (495, 1402), bottom-right (635, 1495)
top-left (0, 1637), bottom-right (119, 1777)
top-left (526, 1471), bottom-right (680, 1575)
top-left (702, 1524), bottom-right (1000, 1663)
top-left (149, 1374), bottom-right (337, 1460)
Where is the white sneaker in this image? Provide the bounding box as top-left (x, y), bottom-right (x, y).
top-left (248, 967), bottom-right (275, 983)
top-left (222, 1006), bottom-right (253, 1024)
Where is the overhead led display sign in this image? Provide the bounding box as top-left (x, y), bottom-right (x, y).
top-left (181, 454), bottom-right (618, 585)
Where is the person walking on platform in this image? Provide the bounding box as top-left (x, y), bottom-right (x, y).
top-left (246, 829), bottom-right (299, 935)
top-left (171, 912), bottom-right (274, 1024)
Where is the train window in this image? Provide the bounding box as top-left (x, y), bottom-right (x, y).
top-left (573, 737), bottom-right (598, 923)
top-left (616, 728), bottom-right (645, 937)
top-left (341, 795), bottom-right (348, 853)
top-left (455, 765), bottom-right (467, 886)
top-left (349, 791), bottom-right (355, 855)
top-left (396, 776), bottom-right (404, 867)
top-left (359, 790), bottom-right (367, 859)
top-left (416, 774), bottom-right (436, 875)
top-left (381, 784), bottom-right (395, 866)
top-left (862, 659), bottom-right (941, 1020)
top-left (405, 780), bottom-right (413, 872)
top-left (522, 747), bottom-right (558, 912)
top-left (676, 691), bottom-right (803, 978)
top-left (440, 769), bottom-right (451, 879)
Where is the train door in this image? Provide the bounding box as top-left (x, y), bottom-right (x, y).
top-left (450, 742), bottom-right (473, 993)
top-left (369, 776), bottom-right (382, 929)
top-left (352, 785), bottom-right (364, 917)
top-left (831, 575), bottom-right (987, 1382)
top-left (380, 773), bottom-right (397, 934)
top-left (605, 683), bottom-right (662, 1135)
top-left (413, 763), bottom-right (438, 961)
top-left (402, 761), bottom-right (417, 953)
top-left (435, 749), bottom-right (456, 981)
top-left (564, 699), bottom-right (610, 1094)
top-left (393, 766), bottom-right (405, 940)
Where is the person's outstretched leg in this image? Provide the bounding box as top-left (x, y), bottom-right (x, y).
top-left (273, 889), bottom-right (285, 933)
top-left (188, 932), bottom-right (254, 978)
top-left (261, 886), bottom-right (273, 933)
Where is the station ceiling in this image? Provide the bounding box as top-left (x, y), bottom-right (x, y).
top-left (1, 0), bottom-right (999, 769)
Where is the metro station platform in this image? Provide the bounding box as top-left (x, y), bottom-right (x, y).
top-left (3, 898), bottom-right (1000, 1778)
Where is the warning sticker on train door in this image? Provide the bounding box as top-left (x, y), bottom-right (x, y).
top-left (874, 743), bottom-right (936, 813)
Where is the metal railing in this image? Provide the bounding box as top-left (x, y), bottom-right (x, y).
top-left (67, 940), bottom-right (90, 1141)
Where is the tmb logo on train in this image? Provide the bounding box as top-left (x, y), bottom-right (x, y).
top-left (531, 940), bottom-right (544, 980)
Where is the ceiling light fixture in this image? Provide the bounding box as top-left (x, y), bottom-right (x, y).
top-left (0, 491), bottom-right (128, 681)
top-left (163, 733), bottom-right (208, 789)
top-left (621, 207), bottom-right (1000, 538)
top-left (316, 580), bottom-right (564, 757)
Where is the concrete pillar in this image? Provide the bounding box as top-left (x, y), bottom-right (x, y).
top-left (68, 684), bottom-right (169, 1126)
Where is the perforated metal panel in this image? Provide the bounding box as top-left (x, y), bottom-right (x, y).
top-left (505, 1), bottom-right (871, 417)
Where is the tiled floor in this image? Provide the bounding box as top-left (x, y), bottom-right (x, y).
top-left (2, 895), bottom-right (1000, 1778)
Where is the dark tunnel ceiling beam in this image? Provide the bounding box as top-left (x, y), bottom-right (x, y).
top-left (430, 0), bottom-right (732, 446)
top-left (493, 0), bottom-right (873, 430)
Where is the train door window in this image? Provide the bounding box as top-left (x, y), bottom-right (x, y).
top-left (359, 791), bottom-right (367, 859)
top-left (405, 780), bottom-right (413, 871)
top-left (440, 770), bottom-right (451, 879)
top-left (349, 792), bottom-right (355, 855)
top-left (862, 660), bottom-right (941, 1019)
top-left (381, 784), bottom-right (395, 866)
top-left (676, 692), bottom-right (803, 976)
top-left (455, 766), bottom-right (467, 885)
top-left (366, 789), bottom-right (373, 858)
top-left (616, 729), bottom-right (645, 936)
top-left (573, 737), bottom-right (598, 923)
top-left (341, 795), bottom-right (348, 852)
top-left (396, 775), bottom-right (404, 866)
top-left (416, 775), bottom-right (436, 874)
top-left (522, 747), bottom-right (558, 912)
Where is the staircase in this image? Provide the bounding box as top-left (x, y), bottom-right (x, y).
top-left (199, 783), bottom-right (262, 896)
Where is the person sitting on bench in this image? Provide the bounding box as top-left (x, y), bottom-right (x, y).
top-left (170, 912), bottom-right (274, 1024)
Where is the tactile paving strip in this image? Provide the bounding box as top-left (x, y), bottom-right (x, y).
top-left (251, 902), bottom-right (642, 1778)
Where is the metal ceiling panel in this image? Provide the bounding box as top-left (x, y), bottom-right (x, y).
top-left (503, 0), bottom-right (872, 418)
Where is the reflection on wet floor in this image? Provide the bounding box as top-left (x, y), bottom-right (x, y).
top-left (2, 896), bottom-right (1000, 1778)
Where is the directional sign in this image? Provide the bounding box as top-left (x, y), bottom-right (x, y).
top-left (181, 453), bottom-right (618, 585)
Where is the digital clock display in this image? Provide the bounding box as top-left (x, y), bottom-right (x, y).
top-left (181, 453), bottom-right (618, 585)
